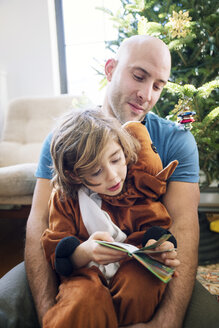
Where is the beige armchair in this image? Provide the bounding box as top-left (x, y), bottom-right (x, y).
top-left (0, 95), bottom-right (91, 206)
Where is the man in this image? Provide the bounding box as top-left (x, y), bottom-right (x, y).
top-left (0, 35), bottom-right (218, 328)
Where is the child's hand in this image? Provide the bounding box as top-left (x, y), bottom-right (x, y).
top-left (87, 231), bottom-right (128, 265)
top-left (145, 239), bottom-right (180, 272)
top-left (72, 231), bottom-right (127, 268)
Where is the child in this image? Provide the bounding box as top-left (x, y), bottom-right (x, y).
top-left (41, 108), bottom-right (179, 328)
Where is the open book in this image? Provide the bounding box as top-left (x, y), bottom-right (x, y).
top-left (96, 234), bottom-right (175, 283)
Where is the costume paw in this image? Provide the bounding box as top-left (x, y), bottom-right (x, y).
top-left (55, 236), bottom-right (80, 276)
top-left (142, 226), bottom-right (177, 248)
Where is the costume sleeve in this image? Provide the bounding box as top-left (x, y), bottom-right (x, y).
top-left (41, 191), bottom-right (82, 272)
top-left (35, 132), bottom-right (53, 179)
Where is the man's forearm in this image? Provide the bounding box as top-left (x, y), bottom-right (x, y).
top-left (149, 182), bottom-right (200, 328)
top-left (25, 228), bottom-right (58, 326)
top-left (24, 179), bottom-right (57, 326)
top-left (151, 235), bottom-right (198, 328)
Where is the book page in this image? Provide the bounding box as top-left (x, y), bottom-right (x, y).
top-left (96, 241), bottom-right (138, 254)
top-left (97, 234), bottom-right (174, 255)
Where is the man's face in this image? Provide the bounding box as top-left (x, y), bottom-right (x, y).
top-left (105, 39), bottom-right (171, 124)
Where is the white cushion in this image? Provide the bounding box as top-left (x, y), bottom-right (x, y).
top-left (0, 163), bottom-right (37, 196)
top-left (0, 142), bottom-right (42, 167)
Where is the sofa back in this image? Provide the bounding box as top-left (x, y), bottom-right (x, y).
top-left (0, 95), bottom-right (91, 167)
top-left (0, 95), bottom-right (92, 205)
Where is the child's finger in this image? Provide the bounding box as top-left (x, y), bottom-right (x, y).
top-left (90, 231), bottom-right (114, 242)
top-left (161, 249), bottom-right (177, 260)
top-left (164, 258), bottom-right (180, 267)
top-left (156, 241), bottom-right (175, 252)
top-left (145, 239), bottom-right (157, 247)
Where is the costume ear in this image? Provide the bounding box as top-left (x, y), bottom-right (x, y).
top-left (156, 160), bottom-right (178, 181)
top-left (105, 59), bottom-right (117, 81)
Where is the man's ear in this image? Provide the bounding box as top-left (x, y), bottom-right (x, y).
top-left (105, 59), bottom-right (117, 81)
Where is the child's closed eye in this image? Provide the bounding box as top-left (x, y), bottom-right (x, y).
top-left (91, 168), bottom-right (102, 177)
top-left (112, 157), bottom-right (121, 163)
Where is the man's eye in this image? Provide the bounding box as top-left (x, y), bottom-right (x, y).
top-left (154, 84), bottom-right (162, 91)
top-left (133, 74), bottom-right (143, 81)
top-left (154, 84), bottom-right (164, 91)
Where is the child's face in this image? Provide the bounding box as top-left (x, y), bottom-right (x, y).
top-left (83, 140), bottom-right (127, 196)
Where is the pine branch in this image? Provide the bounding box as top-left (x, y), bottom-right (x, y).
top-left (176, 50), bottom-right (187, 66)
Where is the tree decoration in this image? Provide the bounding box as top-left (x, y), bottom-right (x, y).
top-left (167, 10), bottom-right (192, 38)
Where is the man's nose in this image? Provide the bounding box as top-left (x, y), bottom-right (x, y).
top-left (137, 83), bottom-right (152, 103)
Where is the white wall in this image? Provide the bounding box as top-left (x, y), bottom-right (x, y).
top-left (0, 0), bottom-right (60, 133)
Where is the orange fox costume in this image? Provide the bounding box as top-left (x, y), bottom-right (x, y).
top-left (41, 122), bottom-right (178, 328)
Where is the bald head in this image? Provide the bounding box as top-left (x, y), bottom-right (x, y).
top-left (116, 35), bottom-right (171, 76)
top-left (117, 35), bottom-right (170, 57)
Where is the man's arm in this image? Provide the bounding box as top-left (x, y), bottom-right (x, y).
top-left (150, 181), bottom-right (200, 328)
top-left (123, 181), bottom-right (200, 328)
top-left (25, 178), bottom-right (58, 326)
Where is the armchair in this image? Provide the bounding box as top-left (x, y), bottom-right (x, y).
top-left (0, 95), bottom-right (91, 206)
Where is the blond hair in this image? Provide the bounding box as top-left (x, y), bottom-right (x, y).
top-left (51, 108), bottom-right (140, 198)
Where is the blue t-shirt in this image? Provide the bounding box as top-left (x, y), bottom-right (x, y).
top-left (35, 112), bottom-right (199, 183)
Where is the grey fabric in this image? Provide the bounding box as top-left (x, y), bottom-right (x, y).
top-left (0, 262), bottom-right (39, 328)
top-left (183, 280), bottom-right (219, 328)
top-left (0, 262), bottom-right (218, 327)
